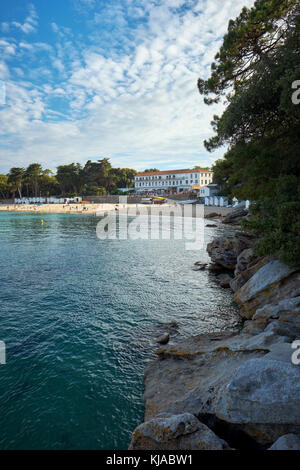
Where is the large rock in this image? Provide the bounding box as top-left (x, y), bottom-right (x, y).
top-left (216, 273), bottom-right (232, 288)
top-left (216, 358), bottom-right (300, 426)
top-left (234, 260), bottom-right (300, 319)
top-left (204, 212), bottom-right (222, 219)
top-left (207, 233), bottom-right (255, 270)
top-left (268, 434), bottom-right (300, 450)
top-left (251, 296), bottom-right (300, 335)
top-left (230, 257), bottom-right (268, 292)
top-left (234, 248), bottom-right (257, 276)
top-left (138, 331), bottom-right (299, 447)
top-left (129, 413), bottom-right (230, 450)
top-left (222, 208), bottom-right (248, 225)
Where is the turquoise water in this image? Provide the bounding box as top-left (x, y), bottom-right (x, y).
top-left (0, 212), bottom-right (240, 449)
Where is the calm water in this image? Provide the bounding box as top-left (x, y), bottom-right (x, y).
top-left (0, 211), bottom-right (240, 449)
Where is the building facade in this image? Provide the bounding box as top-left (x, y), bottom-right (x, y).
top-left (198, 183), bottom-right (219, 199)
top-left (134, 169), bottom-right (213, 194)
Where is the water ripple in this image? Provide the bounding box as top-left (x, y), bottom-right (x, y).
top-left (0, 212), bottom-right (240, 449)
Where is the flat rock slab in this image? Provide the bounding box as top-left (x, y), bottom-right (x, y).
top-left (129, 413), bottom-right (230, 450)
top-left (142, 332), bottom-right (300, 446)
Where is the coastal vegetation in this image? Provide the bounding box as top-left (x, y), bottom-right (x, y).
top-left (198, 0), bottom-right (300, 267)
top-left (0, 159), bottom-right (137, 198)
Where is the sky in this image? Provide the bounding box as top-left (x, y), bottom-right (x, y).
top-left (0, 0), bottom-right (254, 173)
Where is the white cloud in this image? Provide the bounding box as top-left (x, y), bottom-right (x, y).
top-left (1, 22), bottom-right (10, 33)
top-left (0, 62), bottom-right (10, 80)
top-left (0, 40), bottom-right (16, 56)
top-left (0, 0), bottom-right (256, 172)
top-left (8, 4), bottom-right (38, 35)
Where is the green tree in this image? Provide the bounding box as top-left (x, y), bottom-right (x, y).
top-left (56, 163), bottom-right (83, 195)
top-left (24, 163), bottom-right (43, 197)
top-left (83, 158), bottom-right (115, 193)
top-left (8, 167), bottom-right (24, 199)
top-left (143, 168), bottom-right (159, 173)
top-left (39, 170), bottom-right (59, 196)
top-left (111, 167), bottom-right (137, 188)
top-left (198, 0), bottom-right (300, 267)
top-left (4, 159), bottom-right (138, 198)
top-left (194, 166), bottom-right (211, 171)
top-left (0, 174), bottom-right (11, 199)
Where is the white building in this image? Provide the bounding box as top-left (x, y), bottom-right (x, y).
top-left (198, 184), bottom-right (230, 206)
top-left (134, 169), bottom-right (213, 194)
top-left (198, 183), bottom-right (219, 199)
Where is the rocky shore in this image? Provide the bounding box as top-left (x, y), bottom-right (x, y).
top-left (129, 208), bottom-right (300, 451)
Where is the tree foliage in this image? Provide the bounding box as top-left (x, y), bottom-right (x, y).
top-left (1, 159), bottom-right (137, 199)
top-left (198, 0), bottom-right (300, 267)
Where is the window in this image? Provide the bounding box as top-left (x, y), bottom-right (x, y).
top-left (205, 180), bottom-right (207, 184)
top-left (186, 180), bottom-right (188, 184)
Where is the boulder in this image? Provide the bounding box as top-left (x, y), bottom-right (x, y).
top-left (194, 261), bottom-right (207, 268)
top-left (139, 332), bottom-right (300, 447)
top-left (207, 233), bottom-right (254, 270)
top-left (156, 333), bottom-right (170, 345)
top-left (204, 212), bottom-right (222, 219)
top-left (207, 263), bottom-right (225, 272)
top-left (216, 273), bottom-right (232, 288)
top-left (234, 248), bottom-right (257, 277)
top-left (268, 434), bottom-right (300, 450)
top-left (129, 413), bottom-right (230, 450)
top-left (222, 208), bottom-right (248, 225)
top-left (230, 257), bottom-right (268, 292)
top-left (192, 262), bottom-right (207, 271)
top-left (242, 321), bottom-right (264, 336)
top-left (251, 296), bottom-right (300, 334)
top-left (216, 358), bottom-right (300, 428)
top-left (234, 260), bottom-right (299, 319)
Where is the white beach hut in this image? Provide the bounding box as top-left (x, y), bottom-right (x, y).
top-left (220, 196), bottom-right (228, 207)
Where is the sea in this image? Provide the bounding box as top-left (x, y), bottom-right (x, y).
top-left (0, 211), bottom-right (240, 449)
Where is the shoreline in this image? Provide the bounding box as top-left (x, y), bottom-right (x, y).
top-left (129, 208), bottom-right (300, 451)
top-left (0, 203), bottom-right (235, 217)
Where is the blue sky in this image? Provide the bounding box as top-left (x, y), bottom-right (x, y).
top-left (0, 0), bottom-right (254, 173)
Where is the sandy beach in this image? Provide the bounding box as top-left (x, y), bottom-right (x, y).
top-left (0, 202), bottom-right (175, 215)
top-left (0, 202), bottom-right (234, 217)
top-left (0, 203), bottom-right (108, 214)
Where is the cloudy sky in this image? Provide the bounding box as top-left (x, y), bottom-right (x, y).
top-left (0, 0), bottom-right (254, 173)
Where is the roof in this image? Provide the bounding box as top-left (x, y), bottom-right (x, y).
top-left (136, 168), bottom-right (212, 177)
